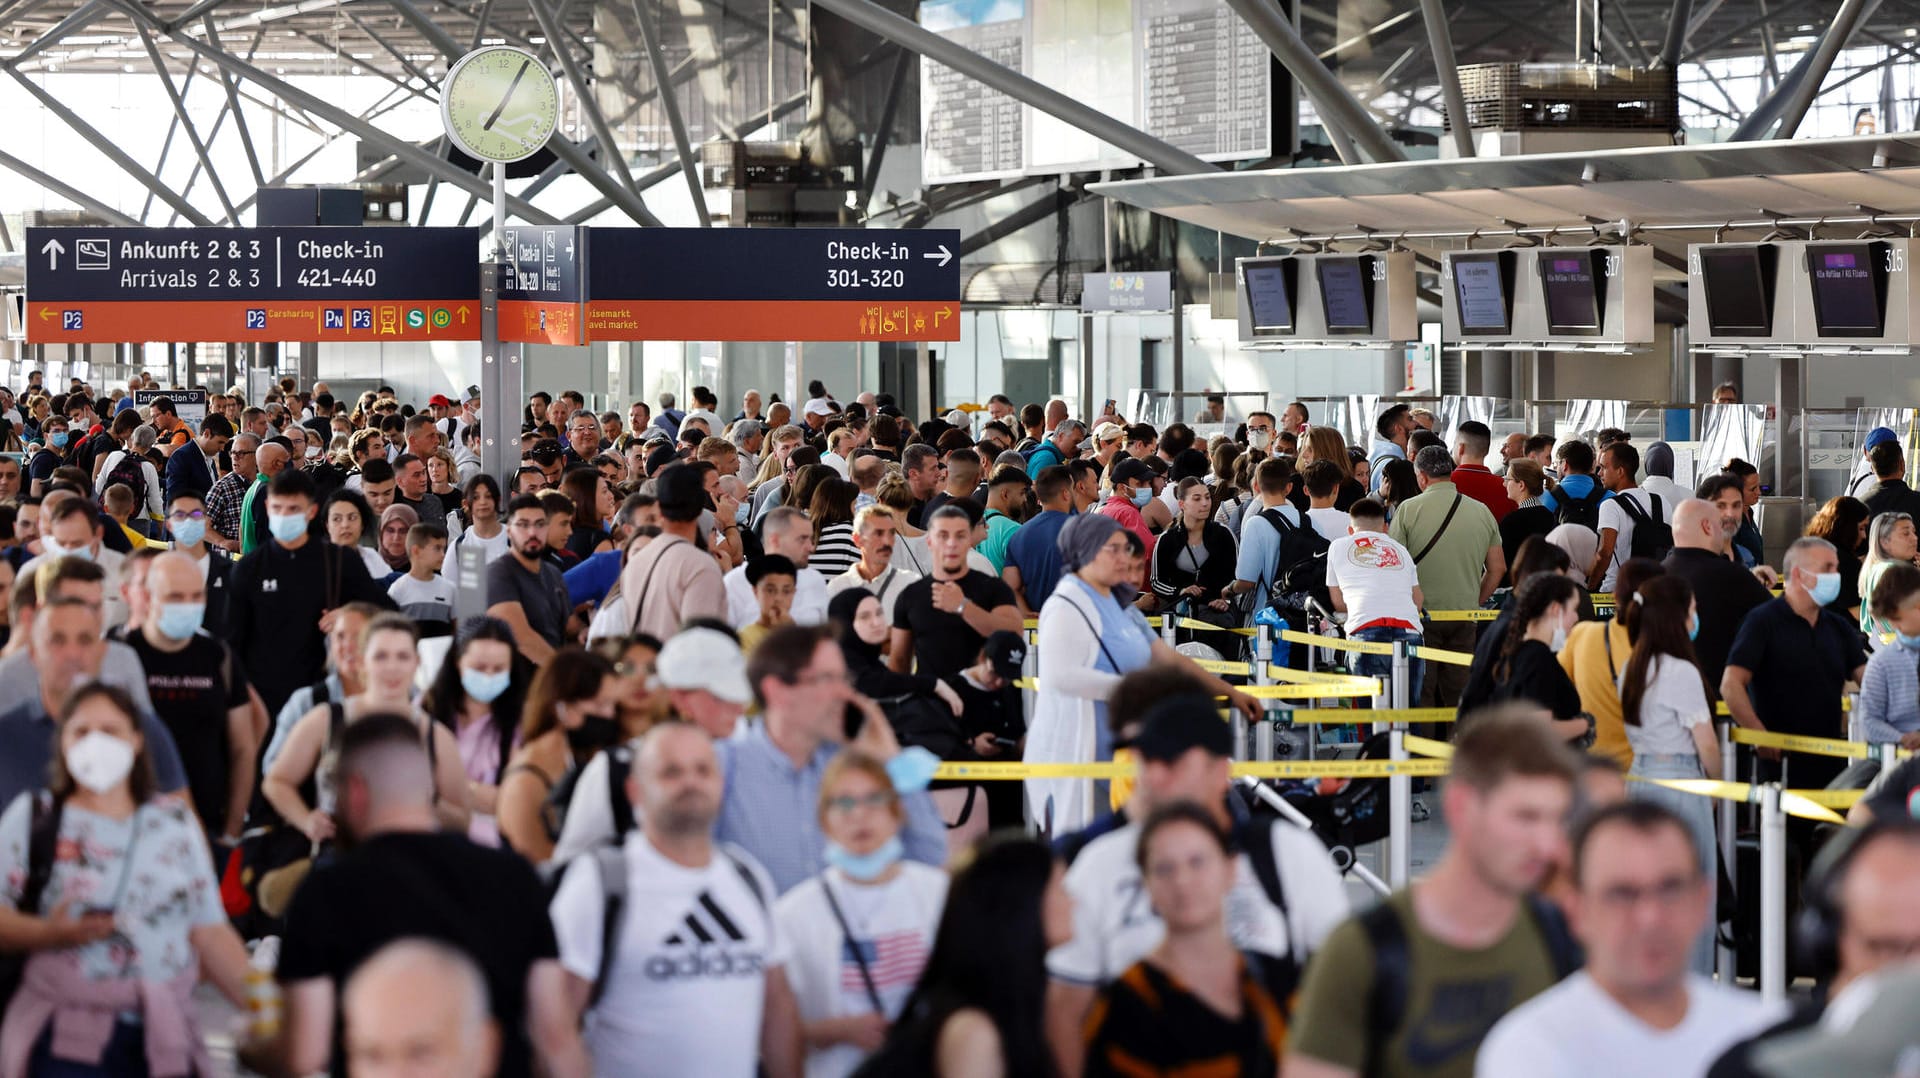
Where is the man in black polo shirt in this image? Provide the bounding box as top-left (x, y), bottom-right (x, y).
top-left (486, 494), bottom-right (572, 666)
top-left (889, 504), bottom-right (1021, 680)
top-left (1664, 498), bottom-right (1772, 688)
top-left (226, 468), bottom-right (392, 716)
top-left (1723, 536), bottom-right (1866, 810)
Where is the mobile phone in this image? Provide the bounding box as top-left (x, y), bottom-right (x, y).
top-left (991, 736), bottom-right (1019, 751)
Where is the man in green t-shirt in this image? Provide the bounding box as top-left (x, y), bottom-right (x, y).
top-left (1387, 446), bottom-right (1503, 708)
top-left (1285, 704), bottom-right (1581, 1078)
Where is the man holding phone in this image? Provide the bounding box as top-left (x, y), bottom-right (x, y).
top-left (716, 623), bottom-right (947, 894)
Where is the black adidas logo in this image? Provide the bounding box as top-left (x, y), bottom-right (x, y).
top-left (644, 891), bottom-right (767, 981)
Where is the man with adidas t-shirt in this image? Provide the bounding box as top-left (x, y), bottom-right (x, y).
top-left (1043, 695), bottom-right (1350, 1078)
top-left (1589, 441), bottom-right (1672, 593)
top-left (551, 722), bottom-right (802, 1078)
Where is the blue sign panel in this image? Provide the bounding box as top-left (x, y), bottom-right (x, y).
top-left (587, 227), bottom-right (961, 302)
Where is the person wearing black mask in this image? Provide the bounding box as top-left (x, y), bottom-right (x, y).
top-left (494, 648), bottom-right (621, 864)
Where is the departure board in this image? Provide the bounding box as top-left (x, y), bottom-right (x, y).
top-left (1137, 0), bottom-right (1270, 160)
top-left (921, 0), bottom-right (1027, 182)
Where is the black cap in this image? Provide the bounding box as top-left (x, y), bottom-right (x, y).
top-left (1125, 694), bottom-right (1232, 761)
top-left (1111, 457), bottom-right (1153, 485)
top-left (982, 630), bottom-right (1026, 680)
top-left (652, 461), bottom-right (707, 516)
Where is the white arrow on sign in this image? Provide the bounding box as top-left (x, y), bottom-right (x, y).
top-left (40, 238), bottom-right (65, 271)
top-left (923, 244), bottom-right (952, 268)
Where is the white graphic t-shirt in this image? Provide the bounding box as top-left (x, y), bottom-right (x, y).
top-left (1324, 531), bottom-right (1423, 632)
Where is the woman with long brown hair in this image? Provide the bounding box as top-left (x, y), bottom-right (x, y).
top-left (1297, 426), bottom-right (1365, 509)
top-left (1461, 571), bottom-right (1592, 743)
top-left (808, 478), bottom-right (863, 577)
top-left (495, 648), bottom-right (619, 864)
top-left (1617, 573), bottom-right (1719, 972)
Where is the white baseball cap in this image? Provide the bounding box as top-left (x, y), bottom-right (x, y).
top-left (653, 627), bottom-right (752, 704)
top-left (804, 398), bottom-right (837, 418)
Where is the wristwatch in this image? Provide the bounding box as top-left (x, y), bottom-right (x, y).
top-left (953, 598), bottom-right (967, 615)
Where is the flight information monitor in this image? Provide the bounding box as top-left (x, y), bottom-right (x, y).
top-left (1538, 250), bottom-right (1605, 335)
top-left (1317, 256), bottom-right (1373, 334)
top-left (1241, 259), bottom-right (1295, 332)
top-left (1450, 252), bottom-right (1510, 334)
top-left (1697, 245), bottom-right (1774, 336)
top-left (1807, 242), bottom-right (1888, 337)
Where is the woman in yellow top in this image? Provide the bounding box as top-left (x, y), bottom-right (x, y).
top-left (1557, 557), bottom-right (1669, 768)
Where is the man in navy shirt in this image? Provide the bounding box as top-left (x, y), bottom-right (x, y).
top-left (164, 413), bottom-right (233, 506)
top-left (1005, 465), bottom-right (1075, 614)
top-left (0, 596), bottom-right (188, 810)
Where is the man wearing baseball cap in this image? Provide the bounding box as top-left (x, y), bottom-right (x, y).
top-left (1101, 456), bottom-right (1157, 553)
top-left (1046, 695), bottom-right (1350, 1075)
top-left (1850, 426), bottom-right (1900, 497)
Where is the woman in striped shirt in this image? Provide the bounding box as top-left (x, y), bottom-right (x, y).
top-left (810, 478), bottom-right (864, 578)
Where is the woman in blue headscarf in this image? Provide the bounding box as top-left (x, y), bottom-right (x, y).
top-left (1024, 513), bottom-right (1260, 834)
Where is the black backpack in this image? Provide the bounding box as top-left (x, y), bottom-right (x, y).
top-left (100, 452), bottom-right (148, 511)
top-left (0, 793), bottom-right (64, 1007)
top-left (1260, 507), bottom-right (1330, 615)
top-left (1553, 480), bottom-right (1606, 530)
top-left (1357, 894), bottom-right (1582, 1075)
top-left (1617, 492), bottom-right (1672, 561)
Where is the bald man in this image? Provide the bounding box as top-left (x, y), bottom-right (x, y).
top-left (121, 552), bottom-right (255, 843)
top-left (1662, 498), bottom-right (1772, 687)
top-left (344, 938), bottom-right (500, 1078)
top-left (241, 440), bottom-right (292, 554)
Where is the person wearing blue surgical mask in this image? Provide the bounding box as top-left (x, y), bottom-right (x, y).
top-left (1856, 562), bottom-right (1920, 750)
top-left (26, 416), bottom-right (67, 498)
top-left (425, 616), bottom-right (526, 847)
top-left (1100, 456), bottom-right (1159, 567)
top-left (119, 551), bottom-right (256, 848)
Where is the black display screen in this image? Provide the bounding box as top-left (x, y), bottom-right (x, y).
top-left (1317, 257), bottom-right (1373, 334)
top-left (1807, 242), bottom-right (1888, 337)
top-left (1451, 252), bottom-right (1510, 334)
top-left (1538, 250), bottom-right (1604, 335)
top-left (1698, 245), bottom-right (1774, 336)
top-left (1241, 259), bottom-right (1295, 332)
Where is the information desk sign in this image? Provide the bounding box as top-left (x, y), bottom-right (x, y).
top-left (585, 227), bottom-right (962, 342)
top-left (134, 389), bottom-right (206, 428)
top-left (24, 226), bottom-right (481, 344)
top-left (498, 225), bottom-right (585, 346)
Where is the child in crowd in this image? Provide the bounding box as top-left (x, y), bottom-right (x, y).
top-left (739, 554), bottom-right (797, 655)
top-left (387, 522), bottom-right (456, 636)
top-left (102, 483), bottom-right (165, 549)
top-left (1303, 459), bottom-right (1350, 539)
top-left (1858, 561), bottom-right (1920, 747)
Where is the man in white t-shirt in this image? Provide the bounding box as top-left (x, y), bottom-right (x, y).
top-left (726, 507), bottom-right (829, 629)
top-left (825, 505), bottom-right (920, 623)
top-left (1477, 801), bottom-right (1784, 1078)
top-left (1044, 696), bottom-right (1350, 1078)
top-left (1591, 441), bottom-right (1673, 593)
top-left (1325, 496), bottom-right (1425, 704)
top-left (550, 723), bottom-right (802, 1078)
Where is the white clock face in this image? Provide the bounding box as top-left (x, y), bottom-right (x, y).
top-left (441, 46), bottom-right (560, 163)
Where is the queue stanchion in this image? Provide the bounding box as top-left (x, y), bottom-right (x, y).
top-left (1848, 692), bottom-right (1864, 743)
top-left (1388, 639), bottom-right (1412, 889)
top-left (1160, 611), bottom-right (1178, 649)
top-left (1254, 709), bottom-right (1276, 762)
top-left (1717, 724), bottom-right (1739, 983)
top-left (1759, 783), bottom-right (1787, 1003)
top-left (1251, 624), bottom-right (1272, 762)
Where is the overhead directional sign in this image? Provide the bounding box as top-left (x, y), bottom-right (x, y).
top-left (498, 225), bottom-right (585, 346)
top-left (25, 226), bottom-right (482, 344)
top-left (585, 227), bottom-right (962, 342)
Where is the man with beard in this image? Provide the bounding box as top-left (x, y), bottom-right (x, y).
top-left (487, 493), bottom-right (573, 665)
top-left (889, 505), bottom-right (1021, 682)
top-left (274, 715), bottom-right (587, 1078)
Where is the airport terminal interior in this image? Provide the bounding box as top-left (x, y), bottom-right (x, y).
top-left (1, 0), bottom-right (1920, 1076)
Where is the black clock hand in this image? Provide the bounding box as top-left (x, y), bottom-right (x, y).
top-left (482, 58), bottom-right (531, 131)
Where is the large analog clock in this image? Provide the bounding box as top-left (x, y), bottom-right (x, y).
top-left (440, 46), bottom-right (560, 163)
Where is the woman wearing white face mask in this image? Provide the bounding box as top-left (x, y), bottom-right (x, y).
top-left (424, 617), bottom-right (526, 847)
top-left (0, 682), bottom-right (250, 1077)
top-left (262, 613), bottom-right (470, 844)
top-left (773, 751), bottom-right (947, 1078)
top-left (1467, 571), bottom-right (1594, 743)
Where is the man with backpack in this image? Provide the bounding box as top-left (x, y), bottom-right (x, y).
top-left (274, 716), bottom-right (585, 1078)
top-left (1285, 704), bottom-right (1583, 1078)
top-left (1388, 447), bottom-right (1504, 707)
top-left (1230, 456), bottom-right (1325, 617)
top-left (1023, 418), bottom-right (1085, 480)
top-left (1045, 695), bottom-right (1351, 1078)
top-left (1589, 441), bottom-right (1673, 592)
top-left (1539, 439), bottom-right (1609, 530)
top-left (548, 721), bottom-right (801, 1078)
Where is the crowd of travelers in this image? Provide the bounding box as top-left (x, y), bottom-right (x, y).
top-left (0, 369), bottom-right (1908, 1077)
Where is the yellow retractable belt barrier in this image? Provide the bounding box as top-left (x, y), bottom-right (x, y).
top-left (1297, 708), bottom-right (1458, 726)
top-left (1426, 609), bottom-right (1503, 622)
top-left (1010, 678), bottom-right (1381, 700)
top-left (931, 758), bottom-right (1450, 781)
top-left (1413, 646), bottom-right (1475, 667)
top-left (1281, 628), bottom-right (1393, 655)
top-left (1715, 699), bottom-right (1853, 717)
top-left (1726, 727), bottom-right (1899, 759)
top-left (1402, 734), bottom-right (1853, 821)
